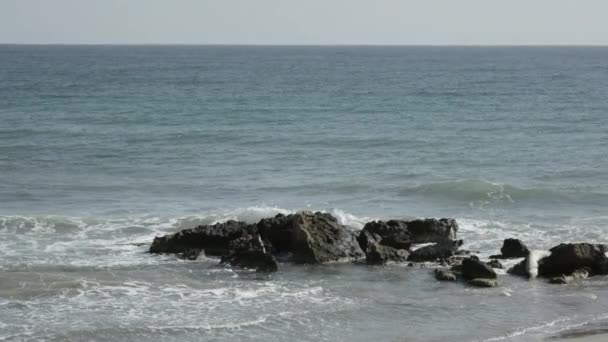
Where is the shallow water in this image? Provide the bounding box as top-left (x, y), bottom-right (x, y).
top-left (1, 46), bottom-right (607, 341)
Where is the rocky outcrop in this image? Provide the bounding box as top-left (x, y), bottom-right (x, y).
top-left (357, 220), bottom-right (412, 250)
top-left (260, 212), bottom-right (364, 263)
top-left (365, 243), bottom-right (409, 265)
top-left (404, 218), bottom-right (458, 243)
top-left (491, 239), bottom-right (529, 259)
top-left (149, 220), bottom-right (256, 256)
top-left (357, 220), bottom-right (412, 264)
top-left (408, 240), bottom-right (463, 262)
top-left (538, 243), bottom-right (607, 277)
top-left (462, 257), bottom-right (497, 279)
top-left (220, 233), bottom-right (278, 272)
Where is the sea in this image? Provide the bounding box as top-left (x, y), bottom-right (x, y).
top-left (1, 45), bottom-right (607, 341)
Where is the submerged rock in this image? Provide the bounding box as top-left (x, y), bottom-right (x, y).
top-left (468, 278), bottom-right (499, 287)
top-left (149, 220), bottom-right (256, 256)
top-left (548, 268), bottom-right (590, 285)
top-left (487, 259), bottom-right (503, 269)
top-left (462, 257), bottom-right (497, 279)
top-left (434, 268), bottom-right (457, 281)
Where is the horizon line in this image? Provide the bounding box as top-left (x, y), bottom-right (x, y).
top-left (2, 43), bottom-right (608, 48)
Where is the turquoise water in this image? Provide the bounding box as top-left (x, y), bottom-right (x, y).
top-left (1, 46), bottom-right (607, 341)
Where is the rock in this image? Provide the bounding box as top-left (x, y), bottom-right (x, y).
top-left (259, 212), bottom-right (364, 263)
top-left (408, 240), bottom-right (462, 262)
top-left (365, 243), bottom-right (409, 265)
top-left (257, 214), bottom-right (293, 253)
top-left (548, 268), bottom-right (590, 285)
top-left (220, 233), bottom-right (278, 272)
top-left (404, 218), bottom-right (459, 243)
top-left (434, 268), bottom-right (457, 281)
top-left (357, 220), bottom-right (412, 251)
top-left (149, 220), bottom-right (255, 256)
top-left (538, 243), bottom-right (606, 277)
top-left (549, 275), bottom-right (571, 284)
top-left (462, 257), bottom-right (497, 279)
top-left (468, 278), bottom-right (499, 287)
top-left (500, 239), bottom-right (530, 258)
top-left (487, 259), bottom-right (503, 269)
top-left (593, 257), bottom-right (608, 275)
top-left (507, 259), bottom-right (528, 277)
top-left (178, 248), bottom-right (204, 260)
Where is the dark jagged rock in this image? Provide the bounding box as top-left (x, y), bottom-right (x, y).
top-left (462, 257), bottom-right (497, 279)
top-left (365, 243), bottom-right (409, 265)
top-left (178, 248), bottom-right (204, 260)
top-left (487, 259), bottom-right (503, 269)
top-left (257, 214), bottom-right (293, 253)
top-left (507, 257), bottom-right (535, 278)
top-left (357, 220), bottom-right (411, 264)
top-left (538, 243), bottom-right (607, 277)
top-left (357, 220), bottom-right (412, 251)
top-left (593, 257), bottom-right (608, 275)
top-left (408, 240), bottom-right (463, 262)
top-left (149, 220), bottom-right (256, 256)
top-left (404, 218), bottom-right (459, 243)
top-left (258, 212), bottom-right (364, 263)
top-left (220, 233), bottom-right (278, 272)
top-left (468, 278), bottom-right (498, 287)
top-left (498, 239), bottom-right (530, 258)
top-left (434, 268), bottom-right (457, 281)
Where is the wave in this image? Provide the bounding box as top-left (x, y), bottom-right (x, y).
top-left (399, 179), bottom-right (608, 206)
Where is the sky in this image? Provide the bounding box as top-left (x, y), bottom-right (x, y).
top-left (1, 0), bottom-right (608, 45)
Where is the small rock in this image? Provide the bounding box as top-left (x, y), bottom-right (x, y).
top-left (434, 268), bottom-right (457, 281)
top-left (549, 275), bottom-right (571, 284)
top-left (462, 257), bottom-right (497, 279)
top-left (487, 259), bottom-right (503, 269)
top-left (500, 239), bottom-right (530, 258)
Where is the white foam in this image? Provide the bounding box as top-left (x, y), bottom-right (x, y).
top-left (527, 250), bottom-right (552, 279)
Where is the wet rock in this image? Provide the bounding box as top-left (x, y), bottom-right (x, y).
top-left (468, 278), bottom-right (499, 287)
top-left (365, 243), bottom-right (409, 265)
top-left (408, 240), bottom-right (462, 262)
top-left (593, 257), bottom-right (608, 275)
top-left (462, 257), bottom-right (497, 279)
top-left (149, 220), bottom-right (255, 256)
top-left (548, 268), bottom-right (590, 285)
top-left (404, 218), bottom-right (459, 243)
top-left (357, 220), bottom-right (412, 251)
top-left (259, 212), bottom-right (364, 263)
top-left (538, 243), bottom-right (606, 277)
top-left (497, 239), bottom-right (530, 258)
top-left (434, 268), bottom-right (457, 281)
top-left (220, 233), bottom-right (278, 272)
top-left (487, 259), bottom-right (503, 269)
top-left (178, 248), bottom-right (204, 260)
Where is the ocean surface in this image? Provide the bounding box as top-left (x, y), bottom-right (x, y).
top-left (1, 45), bottom-right (607, 341)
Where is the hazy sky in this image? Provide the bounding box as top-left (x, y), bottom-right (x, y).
top-left (2, 0), bottom-right (608, 45)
